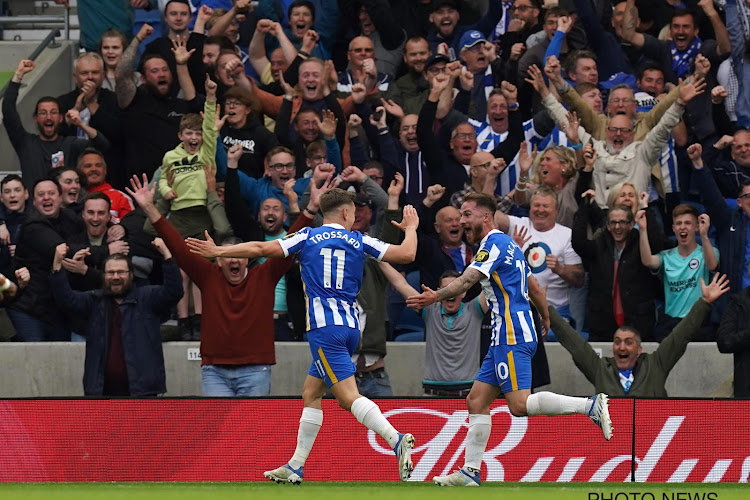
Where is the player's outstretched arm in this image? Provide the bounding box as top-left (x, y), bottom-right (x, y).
top-left (186, 233), bottom-right (285, 259)
top-left (406, 268), bottom-right (483, 310)
top-left (528, 274), bottom-right (550, 335)
top-left (383, 204), bottom-right (419, 264)
top-left (379, 261), bottom-right (419, 300)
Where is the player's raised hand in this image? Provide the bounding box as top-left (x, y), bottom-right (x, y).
top-left (392, 204), bottom-right (419, 232)
top-left (186, 231), bottom-right (219, 258)
top-left (406, 284), bottom-right (439, 310)
top-left (700, 273), bottom-right (729, 304)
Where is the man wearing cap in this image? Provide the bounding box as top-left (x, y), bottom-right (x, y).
top-left (427, 0), bottom-right (505, 60)
top-left (400, 53), bottom-right (451, 116)
top-left (457, 29), bottom-right (505, 121)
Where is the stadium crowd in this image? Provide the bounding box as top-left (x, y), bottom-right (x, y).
top-left (1, 0), bottom-right (750, 398)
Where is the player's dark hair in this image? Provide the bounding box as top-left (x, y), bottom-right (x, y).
top-left (463, 192), bottom-right (497, 215)
top-left (319, 188), bottom-right (356, 216)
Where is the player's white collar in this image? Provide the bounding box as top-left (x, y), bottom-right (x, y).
top-left (322, 223), bottom-right (346, 229)
top-left (479, 229), bottom-right (501, 246)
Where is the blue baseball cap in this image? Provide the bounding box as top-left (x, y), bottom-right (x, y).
top-left (459, 30), bottom-right (486, 51)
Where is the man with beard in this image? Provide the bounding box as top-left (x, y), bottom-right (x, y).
top-left (407, 193), bottom-right (612, 487)
top-left (9, 177), bottom-right (84, 341)
top-left (384, 175), bottom-right (479, 295)
top-left (56, 53), bottom-right (124, 188)
top-left (126, 171), bottom-right (328, 396)
top-left (51, 240), bottom-right (182, 396)
top-left (426, 0), bottom-right (504, 59)
top-left (116, 24), bottom-right (205, 180)
top-left (386, 36), bottom-right (431, 109)
top-left (3, 60), bottom-right (111, 187)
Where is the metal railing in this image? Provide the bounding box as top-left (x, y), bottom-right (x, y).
top-left (0, 7), bottom-right (70, 40)
top-left (0, 27), bottom-right (63, 100)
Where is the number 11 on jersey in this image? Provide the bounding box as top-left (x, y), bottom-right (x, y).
top-left (320, 248), bottom-right (346, 289)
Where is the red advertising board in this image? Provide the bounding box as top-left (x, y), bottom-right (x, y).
top-left (0, 399), bottom-right (747, 483)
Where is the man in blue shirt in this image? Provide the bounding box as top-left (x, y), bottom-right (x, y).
top-left (407, 192), bottom-right (613, 487)
top-left (187, 188), bottom-right (421, 483)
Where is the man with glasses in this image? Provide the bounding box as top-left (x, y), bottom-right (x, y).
top-left (496, 0), bottom-right (541, 63)
top-left (573, 202), bottom-right (666, 341)
top-left (543, 63), bottom-right (705, 209)
top-left (3, 59), bottom-right (111, 186)
top-left (219, 87), bottom-right (279, 179)
top-left (337, 36), bottom-right (392, 97)
top-left (51, 238), bottom-right (182, 396)
top-left (221, 144), bottom-right (333, 214)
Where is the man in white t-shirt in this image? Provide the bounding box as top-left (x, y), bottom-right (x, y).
top-left (496, 185), bottom-right (584, 340)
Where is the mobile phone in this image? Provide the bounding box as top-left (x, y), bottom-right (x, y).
top-left (372, 109), bottom-right (383, 121)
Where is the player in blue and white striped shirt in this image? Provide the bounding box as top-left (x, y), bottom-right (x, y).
top-left (189, 187), bottom-right (421, 483)
top-left (407, 192), bottom-right (613, 487)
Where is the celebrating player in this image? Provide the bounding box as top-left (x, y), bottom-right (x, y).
top-left (407, 192), bottom-right (613, 487)
top-left (187, 188), bottom-right (420, 483)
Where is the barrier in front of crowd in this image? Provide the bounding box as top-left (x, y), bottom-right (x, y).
top-left (0, 398), bottom-right (747, 482)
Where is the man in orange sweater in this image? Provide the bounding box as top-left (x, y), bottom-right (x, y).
top-left (126, 172), bottom-right (332, 396)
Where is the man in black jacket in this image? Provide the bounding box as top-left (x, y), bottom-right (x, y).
top-left (8, 177), bottom-right (84, 341)
top-left (51, 243), bottom-right (182, 396)
top-left (3, 60), bottom-right (110, 186)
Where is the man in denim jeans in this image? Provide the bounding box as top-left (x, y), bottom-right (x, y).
top-left (126, 173), bottom-right (326, 396)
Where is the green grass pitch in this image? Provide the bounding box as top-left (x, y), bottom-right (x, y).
top-left (0, 482), bottom-right (745, 500)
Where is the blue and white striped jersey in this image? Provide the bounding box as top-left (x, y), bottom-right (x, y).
top-left (278, 224), bottom-right (390, 332)
top-left (468, 230), bottom-right (537, 346)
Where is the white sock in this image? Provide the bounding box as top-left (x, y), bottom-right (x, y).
top-left (463, 414), bottom-right (491, 472)
top-left (526, 391), bottom-right (589, 416)
top-left (350, 396), bottom-right (400, 449)
top-left (288, 407), bottom-right (323, 470)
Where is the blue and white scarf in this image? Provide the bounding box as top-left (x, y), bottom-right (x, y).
top-left (618, 369), bottom-right (634, 394)
top-left (671, 36), bottom-right (702, 79)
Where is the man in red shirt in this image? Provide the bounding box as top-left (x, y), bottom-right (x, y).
top-left (126, 172), bottom-right (332, 396)
top-left (77, 148), bottom-right (133, 223)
